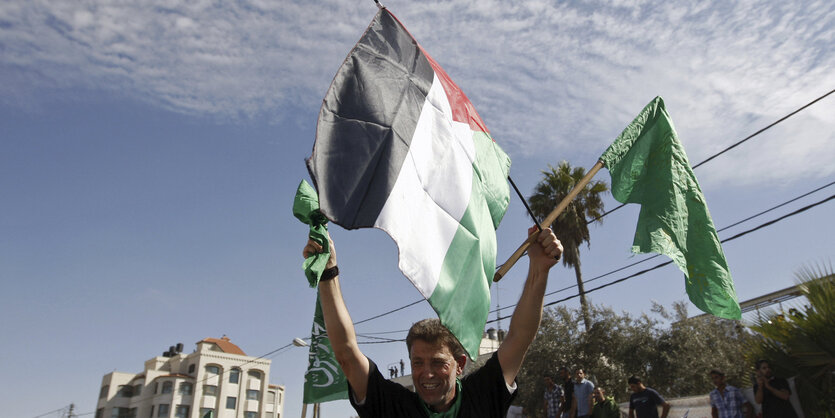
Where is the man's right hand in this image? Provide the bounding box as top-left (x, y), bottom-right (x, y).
top-left (303, 233), bottom-right (337, 270)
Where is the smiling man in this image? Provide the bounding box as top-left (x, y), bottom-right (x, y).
top-left (303, 226), bottom-right (563, 417)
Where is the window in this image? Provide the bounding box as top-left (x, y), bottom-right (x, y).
top-left (178, 382), bottom-right (193, 396)
top-left (229, 368), bottom-right (240, 384)
top-left (118, 385), bottom-right (133, 397)
top-left (174, 405), bottom-right (189, 418)
top-left (244, 413), bottom-right (257, 418)
top-left (188, 364), bottom-right (195, 374)
top-left (267, 391), bottom-right (276, 404)
top-left (157, 404), bottom-right (169, 418)
top-left (99, 385), bottom-right (109, 399)
top-left (203, 385), bottom-right (218, 396)
top-left (199, 408), bottom-right (215, 418)
top-left (206, 365), bottom-right (220, 375)
top-left (110, 408), bottom-right (132, 418)
top-left (154, 382), bottom-right (159, 394)
top-left (133, 384), bottom-right (142, 396)
top-left (148, 406), bottom-right (154, 418)
top-left (226, 397), bottom-right (237, 409)
top-left (246, 389), bottom-right (259, 400)
top-left (96, 408), bottom-right (104, 418)
top-left (161, 381), bottom-right (173, 394)
top-left (247, 370), bottom-right (261, 379)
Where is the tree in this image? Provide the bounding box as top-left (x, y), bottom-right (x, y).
top-left (747, 264), bottom-right (835, 417)
top-left (528, 161), bottom-right (608, 331)
top-left (513, 301), bottom-right (754, 417)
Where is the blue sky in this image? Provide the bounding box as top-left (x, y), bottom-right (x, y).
top-left (2, 1), bottom-right (833, 417)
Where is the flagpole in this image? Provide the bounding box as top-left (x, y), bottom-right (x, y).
top-left (494, 160), bottom-right (605, 282)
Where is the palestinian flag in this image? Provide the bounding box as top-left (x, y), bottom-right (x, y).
top-left (307, 7), bottom-right (511, 358)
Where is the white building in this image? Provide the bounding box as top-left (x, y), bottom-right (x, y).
top-left (96, 337), bottom-right (285, 418)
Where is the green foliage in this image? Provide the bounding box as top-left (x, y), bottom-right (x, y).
top-left (747, 264), bottom-right (835, 417)
top-left (528, 161), bottom-right (609, 330)
top-left (513, 301), bottom-right (754, 418)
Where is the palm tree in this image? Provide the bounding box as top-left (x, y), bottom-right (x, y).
top-left (528, 161), bottom-right (608, 331)
top-left (747, 263), bottom-right (835, 416)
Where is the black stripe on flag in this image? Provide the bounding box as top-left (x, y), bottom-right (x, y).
top-left (308, 9), bottom-right (435, 229)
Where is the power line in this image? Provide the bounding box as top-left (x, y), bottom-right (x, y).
top-left (486, 191), bottom-right (835, 324)
top-left (487, 177), bottom-right (835, 310)
top-left (32, 406), bottom-right (68, 418)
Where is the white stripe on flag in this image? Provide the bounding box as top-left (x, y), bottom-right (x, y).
top-left (374, 73), bottom-right (475, 298)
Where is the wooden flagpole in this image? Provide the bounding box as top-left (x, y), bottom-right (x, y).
top-left (494, 160), bottom-right (605, 282)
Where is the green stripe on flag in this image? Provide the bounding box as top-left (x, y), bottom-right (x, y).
top-left (429, 131), bottom-right (510, 358)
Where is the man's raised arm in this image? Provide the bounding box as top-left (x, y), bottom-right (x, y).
top-left (497, 227), bottom-right (562, 386)
top-left (304, 234), bottom-right (370, 402)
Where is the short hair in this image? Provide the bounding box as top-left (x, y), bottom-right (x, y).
top-left (544, 373), bottom-right (555, 379)
top-left (627, 375), bottom-right (642, 385)
top-left (709, 369), bottom-right (725, 377)
top-left (558, 366), bottom-right (571, 373)
top-left (755, 359), bottom-right (769, 369)
top-left (406, 318), bottom-right (466, 359)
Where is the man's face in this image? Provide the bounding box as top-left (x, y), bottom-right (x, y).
top-left (593, 388), bottom-right (605, 402)
top-left (544, 376), bottom-right (554, 387)
top-left (758, 362), bottom-right (773, 378)
top-left (710, 373), bottom-right (725, 388)
top-left (559, 369), bottom-right (569, 380)
top-left (575, 369), bottom-right (585, 383)
top-left (629, 383), bottom-right (641, 393)
top-left (410, 339), bottom-right (464, 411)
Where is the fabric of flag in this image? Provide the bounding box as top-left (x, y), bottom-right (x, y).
top-left (293, 179), bottom-right (330, 287)
top-left (307, 8), bottom-right (511, 357)
top-left (600, 96), bottom-right (741, 319)
top-left (303, 294), bottom-right (349, 403)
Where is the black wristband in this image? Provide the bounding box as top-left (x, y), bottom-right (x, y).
top-left (320, 265), bottom-right (339, 282)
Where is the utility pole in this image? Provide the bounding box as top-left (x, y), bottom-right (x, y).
top-left (65, 403), bottom-right (75, 418)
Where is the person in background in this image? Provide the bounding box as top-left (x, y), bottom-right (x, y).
top-left (558, 366), bottom-right (575, 418)
top-left (754, 360), bottom-right (797, 418)
top-left (572, 368), bottom-right (595, 418)
top-left (709, 369), bottom-right (751, 418)
top-left (591, 387), bottom-right (620, 418)
top-left (543, 373), bottom-right (563, 418)
top-left (627, 375), bottom-right (670, 418)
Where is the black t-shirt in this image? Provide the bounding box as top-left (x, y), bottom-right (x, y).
top-left (348, 352), bottom-right (516, 417)
top-left (754, 377), bottom-right (797, 418)
top-left (629, 387), bottom-right (665, 418)
top-left (562, 379), bottom-right (574, 413)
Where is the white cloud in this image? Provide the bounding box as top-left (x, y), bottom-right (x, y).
top-left (1, 0), bottom-right (832, 186)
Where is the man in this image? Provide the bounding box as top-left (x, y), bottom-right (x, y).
top-left (591, 387), bottom-right (620, 418)
top-left (708, 369), bottom-right (750, 418)
top-left (628, 376), bottom-right (670, 418)
top-left (558, 366), bottom-right (575, 418)
top-left (753, 360), bottom-right (797, 418)
top-left (572, 368), bottom-right (595, 418)
top-left (543, 374), bottom-right (563, 418)
top-left (303, 226), bottom-right (562, 417)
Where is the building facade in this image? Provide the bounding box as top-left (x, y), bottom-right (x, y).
top-left (96, 337), bottom-right (285, 418)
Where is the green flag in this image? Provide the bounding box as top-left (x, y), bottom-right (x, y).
top-left (600, 96), bottom-right (741, 319)
top-left (293, 179), bottom-right (330, 287)
top-left (303, 294), bottom-right (349, 403)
